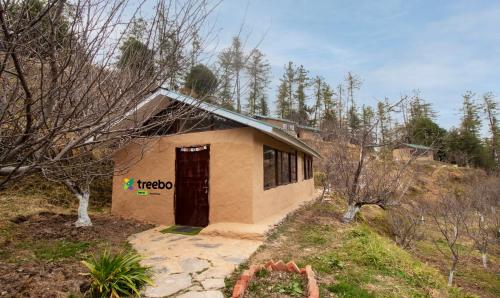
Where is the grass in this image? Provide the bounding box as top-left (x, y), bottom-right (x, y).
top-left (225, 198), bottom-right (489, 298)
top-left (33, 240), bottom-right (91, 261)
top-left (160, 225), bottom-right (204, 235)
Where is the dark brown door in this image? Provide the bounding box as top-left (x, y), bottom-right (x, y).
top-left (174, 145), bottom-right (210, 227)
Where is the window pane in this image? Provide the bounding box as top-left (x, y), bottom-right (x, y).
top-left (263, 146), bottom-right (276, 189)
top-left (281, 152), bottom-right (290, 184)
top-left (276, 151), bottom-right (282, 185)
top-left (290, 153), bottom-right (297, 182)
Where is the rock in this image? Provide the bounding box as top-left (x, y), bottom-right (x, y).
top-left (143, 273), bottom-right (191, 297)
top-left (176, 290), bottom-right (224, 298)
top-left (200, 278), bottom-right (225, 290)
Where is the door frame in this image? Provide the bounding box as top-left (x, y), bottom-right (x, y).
top-left (174, 144), bottom-right (210, 226)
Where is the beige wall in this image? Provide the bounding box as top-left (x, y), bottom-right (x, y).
top-left (251, 131), bottom-right (315, 223)
top-left (297, 128), bottom-right (321, 141)
top-left (112, 127), bottom-right (315, 226)
top-left (393, 148), bottom-right (434, 161)
top-left (112, 127), bottom-right (256, 226)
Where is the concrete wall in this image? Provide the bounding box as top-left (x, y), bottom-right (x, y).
top-left (112, 127), bottom-right (255, 226)
top-left (393, 148), bottom-right (434, 161)
top-left (251, 131), bottom-right (315, 223)
top-left (112, 127), bottom-right (315, 226)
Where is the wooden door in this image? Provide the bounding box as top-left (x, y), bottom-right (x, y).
top-left (174, 145), bottom-right (210, 227)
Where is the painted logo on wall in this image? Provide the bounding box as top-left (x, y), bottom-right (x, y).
top-left (123, 178), bottom-right (134, 190)
top-left (123, 178), bottom-right (173, 196)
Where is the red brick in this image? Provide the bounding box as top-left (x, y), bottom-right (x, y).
top-left (308, 278), bottom-right (319, 298)
top-left (274, 260), bottom-right (287, 271)
top-left (265, 260), bottom-right (275, 269)
top-left (305, 265), bottom-right (315, 279)
top-left (231, 282), bottom-right (245, 298)
top-left (286, 261), bottom-right (301, 273)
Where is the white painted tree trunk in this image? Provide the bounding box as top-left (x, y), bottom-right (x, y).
top-left (342, 203), bottom-right (360, 222)
top-left (481, 253), bottom-right (488, 269)
top-left (448, 269), bottom-right (454, 287)
top-left (75, 191), bottom-right (92, 227)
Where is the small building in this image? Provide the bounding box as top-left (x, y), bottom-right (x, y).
top-left (111, 89), bottom-right (321, 227)
top-left (252, 115), bottom-right (298, 136)
top-left (393, 143), bottom-right (434, 161)
top-left (252, 115), bottom-right (322, 141)
top-left (296, 124), bottom-right (322, 141)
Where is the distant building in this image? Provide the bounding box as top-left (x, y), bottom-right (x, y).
top-left (252, 115), bottom-right (322, 141)
top-left (393, 143), bottom-right (434, 161)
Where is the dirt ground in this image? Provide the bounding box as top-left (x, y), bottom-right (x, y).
top-left (0, 211), bottom-right (153, 297)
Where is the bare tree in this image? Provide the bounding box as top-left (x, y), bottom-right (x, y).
top-left (464, 176), bottom-right (500, 269)
top-left (429, 190), bottom-right (469, 286)
top-left (0, 0), bottom-right (217, 226)
top-left (387, 201), bottom-right (424, 249)
top-left (323, 97), bottom-right (416, 222)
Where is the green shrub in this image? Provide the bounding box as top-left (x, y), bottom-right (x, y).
top-left (81, 250), bottom-right (153, 297)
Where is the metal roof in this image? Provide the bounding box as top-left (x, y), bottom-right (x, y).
top-left (253, 114), bottom-right (297, 124)
top-left (401, 143), bottom-right (432, 150)
top-left (124, 88), bottom-right (322, 158)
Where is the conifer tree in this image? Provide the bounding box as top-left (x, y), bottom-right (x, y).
top-left (482, 92), bottom-right (499, 163)
top-left (312, 76), bottom-right (324, 127)
top-left (246, 49), bottom-right (271, 115)
top-left (294, 65), bottom-right (310, 124)
top-left (345, 72), bottom-right (362, 136)
top-left (230, 37), bottom-right (245, 112)
top-left (276, 62), bottom-right (296, 119)
top-left (321, 83), bottom-right (336, 131)
top-left (216, 49), bottom-right (235, 110)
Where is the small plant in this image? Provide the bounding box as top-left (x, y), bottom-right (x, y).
top-left (81, 250), bottom-right (153, 298)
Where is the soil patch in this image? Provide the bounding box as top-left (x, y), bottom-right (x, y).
top-left (245, 270), bottom-right (307, 298)
top-left (0, 211), bottom-right (153, 297)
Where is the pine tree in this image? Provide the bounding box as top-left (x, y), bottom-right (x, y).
top-left (294, 65), bottom-right (309, 124)
top-left (321, 83), bottom-right (336, 131)
top-left (460, 91), bottom-right (481, 135)
top-left (377, 100), bottom-right (389, 144)
top-left (312, 76), bottom-right (323, 127)
top-left (217, 49), bottom-right (234, 110)
top-left (345, 72), bottom-right (362, 136)
top-left (275, 62), bottom-right (296, 119)
top-left (246, 49), bottom-right (271, 115)
top-left (276, 80), bottom-right (289, 118)
top-left (482, 92), bottom-right (499, 163)
top-left (230, 37), bottom-right (245, 112)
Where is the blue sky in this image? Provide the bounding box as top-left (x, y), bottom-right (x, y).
top-left (204, 0), bottom-right (499, 131)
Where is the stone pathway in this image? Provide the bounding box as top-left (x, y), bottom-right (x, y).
top-left (128, 226), bottom-right (262, 297)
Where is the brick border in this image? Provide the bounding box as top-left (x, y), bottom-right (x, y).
top-left (231, 260), bottom-right (319, 298)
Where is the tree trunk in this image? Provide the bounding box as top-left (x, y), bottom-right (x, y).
top-left (481, 252), bottom-right (488, 269)
top-left (448, 260), bottom-right (457, 286)
top-left (447, 269), bottom-right (454, 287)
top-left (342, 203), bottom-right (360, 223)
top-left (74, 190), bottom-right (92, 227)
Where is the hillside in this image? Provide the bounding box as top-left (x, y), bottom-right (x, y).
top-left (224, 161), bottom-right (499, 298)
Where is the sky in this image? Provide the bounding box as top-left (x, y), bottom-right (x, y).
top-left (202, 0), bottom-right (500, 131)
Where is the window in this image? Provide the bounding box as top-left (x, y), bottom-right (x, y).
top-left (290, 153), bottom-right (297, 182)
top-left (263, 146), bottom-right (298, 189)
top-left (264, 146), bottom-right (276, 189)
top-left (281, 152), bottom-right (290, 184)
top-left (304, 155), bottom-right (313, 180)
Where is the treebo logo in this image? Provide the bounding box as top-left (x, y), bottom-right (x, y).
top-left (123, 178), bottom-right (173, 196)
top-left (123, 178), bottom-right (134, 190)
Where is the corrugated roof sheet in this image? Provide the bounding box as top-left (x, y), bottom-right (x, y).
top-left (402, 143), bottom-right (432, 150)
